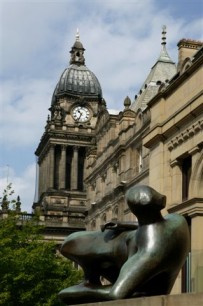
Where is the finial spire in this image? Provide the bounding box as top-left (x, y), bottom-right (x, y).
top-left (76, 28), bottom-right (80, 42)
top-left (161, 25), bottom-right (167, 47)
top-left (157, 25), bottom-right (173, 63)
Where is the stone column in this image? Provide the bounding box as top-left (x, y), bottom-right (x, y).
top-left (170, 159), bottom-right (182, 204)
top-left (71, 146), bottom-right (79, 190)
top-left (38, 159), bottom-right (42, 197)
top-left (83, 153), bottom-right (87, 181)
top-left (47, 152), bottom-right (50, 190)
top-left (119, 153), bottom-right (125, 181)
top-left (96, 176), bottom-right (102, 201)
top-left (191, 215), bottom-right (203, 292)
top-left (42, 157), bottom-right (46, 194)
top-left (49, 145), bottom-right (55, 189)
top-left (59, 145), bottom-right (66, 189)
top-left (189, 146), bottom-right (201, 198)
top-left (44, 154), bottom-right (48, 191)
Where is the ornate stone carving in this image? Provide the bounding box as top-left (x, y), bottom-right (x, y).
top-left (168, 119), bottom-right (203, 151)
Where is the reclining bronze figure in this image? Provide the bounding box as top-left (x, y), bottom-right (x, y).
top-left (58, 185), bottom-right (190, 305)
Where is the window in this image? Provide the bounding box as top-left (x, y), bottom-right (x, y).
top-left (91, 220), bottom-right (96, 230)
top-left (182, 156), bottom-right (192, 201)
top-left (112, 206), bottom-right (118, 221)
top-left (138, 147), bottom-right (143, 172)
top-left (101, 213), bottom-right (107, 225)
top-left (78, 147), bottom-right (86, 191)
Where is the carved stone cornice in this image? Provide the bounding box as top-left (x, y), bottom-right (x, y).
top-left (168, 119), bottom-right (203, 151)
top-left (168, 198), bottom-right (203, 218)
top-left (35, 131), bottom-right (94, 156)
top-left (144, 94), bottom-right (203, 150)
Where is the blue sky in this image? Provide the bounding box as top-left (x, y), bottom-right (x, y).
top-left (0, 0), bottom-right (203, 212)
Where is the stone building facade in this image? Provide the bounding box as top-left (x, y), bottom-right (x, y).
top-left (33, 29), bottom-right (203, 294)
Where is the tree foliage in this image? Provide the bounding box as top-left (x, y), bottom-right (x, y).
top-left (0, 186), bottom-right (83, 306)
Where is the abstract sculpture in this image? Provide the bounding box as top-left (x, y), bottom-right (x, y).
top-left (59, 185), bottom-right (190, 305)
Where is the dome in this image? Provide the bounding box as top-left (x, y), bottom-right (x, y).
top-left (52, 31), bottom-right (102, 104)
top-left (72, 40), bottom-right (84, 50)
top-left (53, 64), bottom-right (102, 101)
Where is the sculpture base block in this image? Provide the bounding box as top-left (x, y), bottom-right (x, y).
top-left (72, 293), bottom-right (203, 306)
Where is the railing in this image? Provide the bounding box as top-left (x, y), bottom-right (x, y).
top-left (0, 212), bottom-right (85, 228)
top-left (18, 213), bottom-right (34, 221)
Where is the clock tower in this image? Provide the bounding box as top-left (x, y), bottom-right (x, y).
top-left (33, 31), bottom-right (103, 227)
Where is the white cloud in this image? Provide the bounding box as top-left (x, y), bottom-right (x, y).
top-left (182, 18), bottom-right (203, 41)
top-left (1, 0), bottom-right (202, 110)
top-left (0, 78), bottom-right (54, 148)
top-left (0, 0), bottom-right (72, 78)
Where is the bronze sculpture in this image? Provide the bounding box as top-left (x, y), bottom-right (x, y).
top-left (58, 185), bottom-right (190, 305)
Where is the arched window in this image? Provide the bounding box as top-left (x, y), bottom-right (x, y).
top-left (101, 213), bottom-right (107, 225)
top-left (112, 206), bottom-right (118, 221)
top-left (181, 155), bottom-right (191, 201)
top-left (91, 220), bottom-right (96, 230)
top-left (78, 147), bottom-right (86, 191)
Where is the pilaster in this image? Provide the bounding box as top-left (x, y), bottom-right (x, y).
top-left (59, 145), bottom-right (67, 189)
top-left (71, 146), bottom-right (79, 190)
top-left (170, 159), bottom-right (182, 204)
top-left (49, 145), bottom-right (55, 189)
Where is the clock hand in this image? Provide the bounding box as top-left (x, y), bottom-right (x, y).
top-left (78, 110), bottom-right (82, 118)
top-left (76, 110), bottom-right (82, 121)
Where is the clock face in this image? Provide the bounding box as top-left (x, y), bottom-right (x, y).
top-left (72, 106), bottom-right (90, 122)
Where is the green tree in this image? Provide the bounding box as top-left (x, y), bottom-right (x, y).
top-left (0, 186), bottom-right (83, 306)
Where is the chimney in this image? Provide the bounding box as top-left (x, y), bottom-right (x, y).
top-left (177, 39), bottom-right (203, 71)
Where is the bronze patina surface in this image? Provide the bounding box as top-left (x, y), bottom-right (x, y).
top-left (58, 185), bottom-right (190, 305)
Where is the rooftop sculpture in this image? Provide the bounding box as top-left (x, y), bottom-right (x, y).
top-left (58, 185), bottom-right (190, 304)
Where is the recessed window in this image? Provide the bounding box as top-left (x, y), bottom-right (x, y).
top-left (182, 155), bottom-right (192, 201)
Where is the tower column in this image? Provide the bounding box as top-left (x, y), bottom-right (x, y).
top-left (59, 145), bottom-right (67, 189)
top-left (38, 159), bottom-right (42, 196)
top-left (71, 146), bottom-right (79, 190)
top-left (46, 152), bottom-right (50, 189)
top-left (44, 153), bottom-right (48, 191)
top-left (42, 157), bottom-right (46, 193)
top-left (49, 145), bottom-right (55, 189)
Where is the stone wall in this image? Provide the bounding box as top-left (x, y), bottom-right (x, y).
top-left (73, 293), bottom-right (203, 306)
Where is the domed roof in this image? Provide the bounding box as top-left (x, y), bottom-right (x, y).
top-left (54, 64), bottom-right (102, 98)
top-left (52, 31), bottom-right (102, 104)
top-left (72, 40), bottom-right (84, 50)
